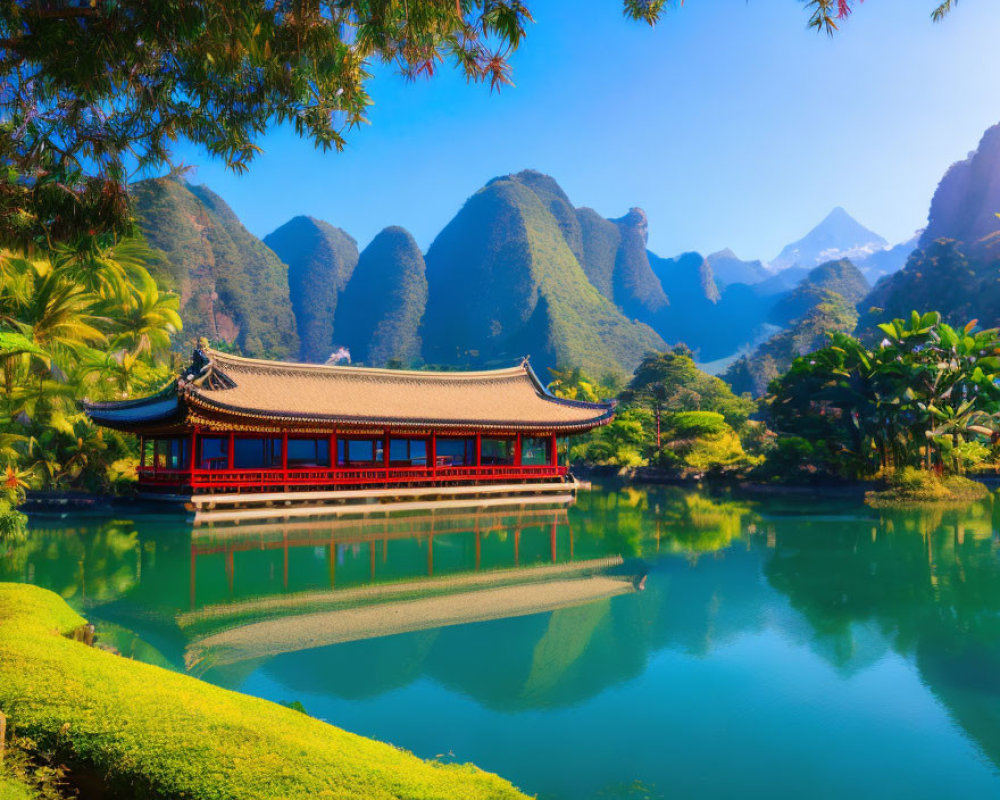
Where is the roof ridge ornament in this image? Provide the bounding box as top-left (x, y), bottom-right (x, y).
top-left (179, 338), bottom-right (237, 392)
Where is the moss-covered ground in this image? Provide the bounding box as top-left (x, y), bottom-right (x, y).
top-left (0, 583), bottom-right (529, 800)
top-left (865, 469), bottom-right (990, 507)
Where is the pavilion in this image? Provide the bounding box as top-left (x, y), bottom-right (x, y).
top-left (83, 344), bottom-right (615, 495)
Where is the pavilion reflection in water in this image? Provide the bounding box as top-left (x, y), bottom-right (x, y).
top-left (182, 506), bottom-right (640, 674)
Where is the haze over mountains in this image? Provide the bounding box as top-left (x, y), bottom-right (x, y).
top-left (132, 119), bottom-right (1000, 389)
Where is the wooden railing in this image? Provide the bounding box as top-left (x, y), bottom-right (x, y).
top-left (137, 463), bottom-right (569, 492)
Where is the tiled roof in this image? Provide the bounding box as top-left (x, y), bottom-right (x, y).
top-left (85, 348), bottom-right (614, 432)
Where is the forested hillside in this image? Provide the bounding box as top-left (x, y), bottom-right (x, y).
top-left (133, 177), bottom-right (299, 359)
top-left (264, 216), bottom-right (358, 363)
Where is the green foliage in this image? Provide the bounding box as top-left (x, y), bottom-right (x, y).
top-left (547, 366), bottom-right (622, 403)
top-left (0, 583), bottom-right (528, 800)
top-left (0, 1), bottom-right (537, 247)
top-left (0, 498), bottom-right (27, 541)
top-left (422, 172), bottom-right (666, 377)
top-left (767, 311), bottom-right (1000, 480)
top-left (264, 217), bottom-right (359, 363)
top-left (0, 244), bottom-right (179, 499)
top-left (658, 412), bottom-right (758, 477)
top-left (133, 177), bottom-right (298, 359)
top-left (858, 240), bottom-right (1000, 335)
top-left (572, 408), bottom-right (650, 467)
top-left (725, 291), bottom-right (860, 397)
top-left (768, 259), bottom-right (868, 327)
top-left (625, 349), bottom-right (755, 430)
top-left (335, 226), bottom-right (427, 367)
top-left (865, 467), bottom-right (989, 507)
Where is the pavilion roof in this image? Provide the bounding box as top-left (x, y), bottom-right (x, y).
top-left (84, 347), bottom-right (614, 433)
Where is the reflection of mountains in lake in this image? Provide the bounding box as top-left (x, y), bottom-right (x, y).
top-left (9, 487), bottom-right (1000, 770)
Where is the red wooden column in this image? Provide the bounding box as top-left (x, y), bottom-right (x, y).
top-left (430, 431), bottom-right (437, 480)
top-left (189, 429), bottom-right (197, 488)
top-left (515, 433), bottom-right (522, 467)
top-left (383, 429), bottom-right (390, 479)
top-left (329, 430), bottom-right (337, 483)
top-left (550, 432), bottom-right (558, 468)
top-left (281, 429), bottom-right (288, 487)
top-left (227, 431), bottom-right (235, 471)
top-left (475, 432), bottom-right (482, 468)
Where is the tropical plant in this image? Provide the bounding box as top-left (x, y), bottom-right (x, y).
top-left (0, 242), bottom-right (180, 501)
top-left (767, 312), bottom-right (1000, 479)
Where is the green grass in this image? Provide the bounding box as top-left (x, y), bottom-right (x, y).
top-left (0, 583), bottom-right (529, 800)
top-left (0, 776), bottom-right (37, 800)
top-left (865, 468), bottom-right (990, 507)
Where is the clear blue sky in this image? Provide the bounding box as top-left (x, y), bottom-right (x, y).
top-left (168, 0), bottom-right (1000, 262)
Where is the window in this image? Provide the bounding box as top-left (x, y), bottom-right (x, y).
top-left (389, 438), bottom-right (427, 466)
top-left (481, 437), bottom-right (514, 465)
top-left (287, 438), bottom-right (330, 467)
top-left (521, 437), bottom-right (552, 466)
top-left (148, 438), bottom-right (189, 469)
top-left (198, 437), bottom-right (228, 470)
top-left (436, 437), bottom-right (475, 466)
top-left (233, 437), bottom-right (282, 469)
top-left (338, 438), bottom-right (384, 466)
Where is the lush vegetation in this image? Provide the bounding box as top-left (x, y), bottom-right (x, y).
top-left (0, 583), bottom-right (529, 800)
top-left (335, 226), bottom-right (428, 367)
top-left (0, 243), bottom-right (180, 530)
top-left (553, 348), bottom-right (760, 475)
top-left (264, 217), bottom-right (359, 363)
top-left (133, 177), bottom-right (299, 359)
top-left (765, 311), bottom-right (1000, 484)
top-left (725, 291), bottom-right (859, 397)
top-left (422, 171), bottom-right (666, 377)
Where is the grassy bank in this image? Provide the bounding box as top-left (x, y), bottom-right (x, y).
top-left (865, 468), bottom-right (990, 507)
top-left (0, 583), bottom-right (529, 800)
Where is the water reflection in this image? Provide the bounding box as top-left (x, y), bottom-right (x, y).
top-left (5, 485), bottom-right (1000, 797)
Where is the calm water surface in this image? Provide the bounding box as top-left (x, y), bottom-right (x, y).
top-left (5, 483), bottom-right (1000, 799)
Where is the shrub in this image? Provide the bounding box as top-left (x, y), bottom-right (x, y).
top-left (0, 499), bottom-right (26, 541)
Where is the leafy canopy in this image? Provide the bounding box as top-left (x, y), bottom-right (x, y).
top-left (0, 1), bottom-right (958, 247)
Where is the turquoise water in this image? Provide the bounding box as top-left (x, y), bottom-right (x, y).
top-left (5, 484), bottom-right (1000, 799)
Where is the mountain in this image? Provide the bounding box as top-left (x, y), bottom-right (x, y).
top-left (853, 234), bottom-right (918, 283)
top-left (857, 239), bottom-right (1000, 334)
top-left (334, 226), bottom-right (428, 366)
top-left (770, 207), bottom-right (888, 273)
top-left (768, 259), bottom-right (869, 327)
top-left (706, 249), bottom-right (769, 288)
top-left (724, 294), bottom-right (860, 397)
top-left (858, 120), bottom-right (1000, 334)
top-left (921, 122), bottom-right (1000, 259)
top-left (132, 177), bottom-right (299, 358)
top-left (264, 216), bottom-right (358, 363)
top-left (421, 171), bottom-right (666, 377)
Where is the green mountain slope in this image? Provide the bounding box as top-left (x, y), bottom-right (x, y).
top-left (335, 226), bottom-right (428, 366)
top-left (422, 173), bottom-right (666, 377)
top-left (724, 293), bottom-right (860, 397)
top-left (769, 258), bottom-right (869, 326)
top-left (264, 216), bottom-right (359, 363)
top-left (132, 177), bottom-right (299, 358)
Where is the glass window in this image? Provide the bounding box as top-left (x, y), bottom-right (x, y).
top-left (151, 438), bottom-right (189, 469)
top-left (339, 438), bottom-right (383, 466)
top-left (437, 438), bottom-right (475, 466)
top-left (521, 437), bottom-right (552, 466)
top-left (390, 438), bottom-right (428, 466)
top-left (198, 437), bottom-right (228, 470)
top-left (287, 438), bottom-right (330, 467)
top-left (481, 438), bottom-right (514, 465)
top-left (233, 437), bottom-right (281, 469)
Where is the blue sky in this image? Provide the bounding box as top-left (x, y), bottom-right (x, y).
top-left (169, 0), bottom-right (1000, 262)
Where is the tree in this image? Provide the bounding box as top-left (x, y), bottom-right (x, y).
top-left (767, 312), bottom-right (1000, 478)
top-left (0, 1), bottom-right (959, 248)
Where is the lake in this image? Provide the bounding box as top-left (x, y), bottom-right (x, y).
top-left (5, 483), bottom-right (1000, 799)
